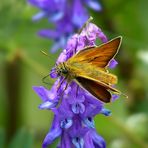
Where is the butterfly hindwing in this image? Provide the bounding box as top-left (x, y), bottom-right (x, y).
top-left (75, 76), bottom-right (112, 103)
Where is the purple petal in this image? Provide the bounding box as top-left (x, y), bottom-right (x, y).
top-left (32, 11), bottom-right (46, 21)
top-left (33, 85), bottom-right (59, 102)
top-left (52, 98), bottom-right (73, 120)
top-left (109, 59), bottom-right (118, 69)
top-left (67, 85), bottom-right (85, 105)
top-left (84, 133), bottom-right (95, 148)
top-left (72, 0), bottom-right (88, 27)
top-left (59, 132), bottom-right (73, 148)
top-left (56, 49), bottom-right (67, 64)
top-left (42, 116), bottom-right (62, 148)
top-left (72, 137), bottom-right (84, 148)
top-left (97, 31), bottom-right (108, 43)
top-left (42, 128), bottom-right (62, 148)
top-left (69, 122), bottom-right (89, 138)
top-left (60, 118), bottom-right (73, 129)
top-left (100, 108), bottom-right (112, 116)
top-left (49, 11), bottom-right (64, 22)
top-left (86, 0), bottom-right (102, 11)
top-left (83, 117), bottom-right (95, 128)
top-left (38, 29), bottom-right (59, 39)
top-left (112, 94), bottom-right (119, 102)
top-left (50, 36), bottom-right (67, 53)
top-left (38, 101), bottom-right (58, 110)
top-left (33, 86), bottom-right (51, 102)
top-left (28, 0), bottom-right (51, 10)
top-left (50, 67), bottom-right (58, 78)
top-left (82, 98), bottom-right (103, 118)
top-left (65, 34), bottom-right (79, 53)
top-left (80, 23), bottom-right (108, 43)
top-left (91, 130), bottom-right (106, 148)
top-left (83, 104), bottom-right (102, 117)
top-left (72, 102), bottom-right (85, 114)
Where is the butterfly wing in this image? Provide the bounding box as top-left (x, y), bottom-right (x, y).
top-left (69, 36), bottom-right (122, 68)
top-left (75, 75), bottom-right (120, 103)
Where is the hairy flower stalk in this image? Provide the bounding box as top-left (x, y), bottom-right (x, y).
top-left (28, 0), bottom-right (102, 52)
top-left (33, 21), bottom-right (119, 148)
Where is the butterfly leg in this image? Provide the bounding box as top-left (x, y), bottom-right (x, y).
top-left (57, 76), bottom-right (67, 92)
top-left (62, 81), bottom-right (69, 94)
top-left (42, 74), bottom-right (50, 85)
top-left (56, 81), bottom-right (70, 108)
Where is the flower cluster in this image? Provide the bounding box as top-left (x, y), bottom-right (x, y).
top-left (28, 0), bottom-right (102, 52)
top-left (33, 22), bottom-right (119, 148)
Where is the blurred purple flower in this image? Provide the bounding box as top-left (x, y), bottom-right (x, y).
top-left (33, 22), bottom-right (119, 148)
top-left (28, 0), bottom-right (102, 52)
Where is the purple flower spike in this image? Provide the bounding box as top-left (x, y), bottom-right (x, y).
top-left (33, 20), bottom-right (120, 148)
top-left (28, 0), bottom-right (102, 52)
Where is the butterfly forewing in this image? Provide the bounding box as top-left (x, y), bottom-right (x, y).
top-left (68, 36), bottom-right (122, 68)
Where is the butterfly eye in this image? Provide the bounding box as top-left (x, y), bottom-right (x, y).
top-left (62, 69), bottom-right (68, 74)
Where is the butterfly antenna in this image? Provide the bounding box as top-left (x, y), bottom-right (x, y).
top-left (40, 50), bottom-right (55, 61)
top-left (40, 50), bottom-right (49, 56)
top-left (78, 16), bottom-right (93, 34)
top-left (121, 93), bottom-right (128, 98)
top-left (114, 91), bottom-right (128, 99)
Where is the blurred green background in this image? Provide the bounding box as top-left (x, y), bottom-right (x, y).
top-left (0, 0), bottom-right (148, 148)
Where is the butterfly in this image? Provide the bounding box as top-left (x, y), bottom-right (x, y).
top-left (55, 36), bottom-right (122, 103)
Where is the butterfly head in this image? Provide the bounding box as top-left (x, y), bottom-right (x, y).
top-left (56, 62), bottom-right (69, 77)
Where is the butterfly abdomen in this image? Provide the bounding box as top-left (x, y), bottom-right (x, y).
top-left (100, 73), bottom-right (117, 84)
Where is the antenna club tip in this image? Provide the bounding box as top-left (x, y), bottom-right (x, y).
top-left (40, 50), bottom-right (48, 56)
top-left (89, 16), bottom-right (93, 20)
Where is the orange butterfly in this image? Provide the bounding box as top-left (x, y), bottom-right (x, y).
top-left (56, 36), bottom-right (122, 103)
